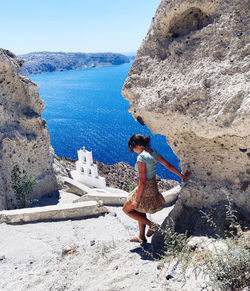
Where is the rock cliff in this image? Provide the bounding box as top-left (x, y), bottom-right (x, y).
top-left (19, 52), bottom-right (130, 75)
top-left (0, 49), bottom-right (58, 210)
top-left (122, 0), bottom-right (250, 233)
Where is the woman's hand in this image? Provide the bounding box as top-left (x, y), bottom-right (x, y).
top-left (181, 170), bottom-right (192, 182)
top-left (158, 155), bottom-right (191, 182)
top-left (130, 200), bottom-right (139, 209)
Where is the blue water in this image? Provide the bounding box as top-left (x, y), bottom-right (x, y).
top-left (30, 61), bottom-right (181, 181)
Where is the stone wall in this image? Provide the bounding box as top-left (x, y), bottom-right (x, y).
top-left (122, 0), bottom-right (250, 233)
top-left (0, 49), bottom-right (58, 210)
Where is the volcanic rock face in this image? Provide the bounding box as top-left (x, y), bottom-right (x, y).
top-left (0, 49), bottom-right (58, 210)
top-left (123, 0), bottom-right (250, 232)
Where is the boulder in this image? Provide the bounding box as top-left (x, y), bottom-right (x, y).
top-left (0, 49), bottom-right (58, 210)
top-left (122, 0), bottom-right (250, 234)
top-left (0, 200), bottom-right (108, 224)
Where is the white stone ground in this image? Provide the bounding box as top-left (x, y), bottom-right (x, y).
top-left (0, 190), bottom-right (211, 291)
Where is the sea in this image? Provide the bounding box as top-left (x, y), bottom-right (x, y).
top-left (30, 61), bottom-right (181, 181)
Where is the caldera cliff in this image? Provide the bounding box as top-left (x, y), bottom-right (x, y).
top-left (122, 0), bottom-right (250, 234)
top-left (0, 49), bottom-right (58, 210)
top-left (19, 51), bottom-right (130, 75)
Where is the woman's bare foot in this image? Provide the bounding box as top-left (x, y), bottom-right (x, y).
top-left (130, 236), bottom-right (147, 243)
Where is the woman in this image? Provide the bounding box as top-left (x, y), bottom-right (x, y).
top-left (123, 134), bottom-right (191, 243)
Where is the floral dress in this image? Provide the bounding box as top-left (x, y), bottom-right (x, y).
top-left (127, 149), bottom-right (165, 214)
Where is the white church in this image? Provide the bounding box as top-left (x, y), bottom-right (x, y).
top-left (71, 147), bottom-right (106, 188)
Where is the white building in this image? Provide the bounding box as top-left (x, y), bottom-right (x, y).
top-left (71, 147), bottom-right (106, 188)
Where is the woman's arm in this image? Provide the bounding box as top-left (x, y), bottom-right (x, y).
top-left (157, 154), bottom-right (190, 182)
top-left (131, 161), bottom-right (146, 209)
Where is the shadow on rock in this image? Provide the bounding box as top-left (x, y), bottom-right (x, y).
top-left (30, 191), bottom-right (60, 207)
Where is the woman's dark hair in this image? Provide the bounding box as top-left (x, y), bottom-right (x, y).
top-left (128, 134), bottom-right (151, 152)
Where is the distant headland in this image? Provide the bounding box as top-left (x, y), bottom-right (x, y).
top-left (19, 51), bottom-right (132, 75)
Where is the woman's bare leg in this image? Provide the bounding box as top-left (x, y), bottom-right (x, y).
top-left (138, 220), bottom-right (146, 240)
top-left (123, 201), bottom-right (151, 226)
top-left (123, 201), bottom-right (148, 242)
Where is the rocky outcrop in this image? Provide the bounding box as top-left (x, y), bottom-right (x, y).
top-left (19, 52), bottom-right (130, 75)
top-left (122, 0), bottom-right (250, 233)
top-left (0, 49), bottom-right (58, 210)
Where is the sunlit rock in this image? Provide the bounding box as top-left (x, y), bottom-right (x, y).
top-left (0, 49), bottom-right (58, 210)
top-left (122, 0), bottom-right (250, 234)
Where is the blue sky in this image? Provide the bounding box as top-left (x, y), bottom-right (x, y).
top-left (0, 0), bottom-right (161, 55)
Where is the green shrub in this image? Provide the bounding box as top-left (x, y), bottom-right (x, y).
top-left (142, 219), bottom-right (193, 275)
top-left (196, 237), bottom-right (250, 291)
top-left (158, 220), bottom-right (193, 277)
top-left (159, 221), bottom-right (189, 259)
top-left (197, 192), bottom-right (250, 290)
top-left (11, 165), bottom-right (37, 208)
top-left (142, 193), bottom-right (250, 290)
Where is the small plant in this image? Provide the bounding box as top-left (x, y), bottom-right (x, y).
top-left (224, 192), bottom-right (239, 237)
top-left (196, 192), bottom-right (250, 290)
top-left (11, 165), bottom-right (37, 208)
top-left (157, 220), bottom-right (194, 279)
top-left (142, 219), bottom-right (193, 272)
top-left (97, 240), bottom-right (117, 258)
top-left (224, 193), bottom-right (237, 225)
top-left (159, 220), bottom-right (189, 259)
top-left (140, 193), bottom-right (249, 290)
top-left (200, 209), bottom-right (218, 231)
top-left (200, 191), bottom-right (241, 238)
top-left (197, 237), bottom-right (250, 291)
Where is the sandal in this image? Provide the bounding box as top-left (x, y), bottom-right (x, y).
top-left (130, 237), bottom-right (147, 243)
top-left (146, 222), bottom-right (159, 237)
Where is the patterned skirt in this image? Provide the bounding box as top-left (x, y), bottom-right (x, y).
top-left (127, 179), bottom-right (165, 214)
